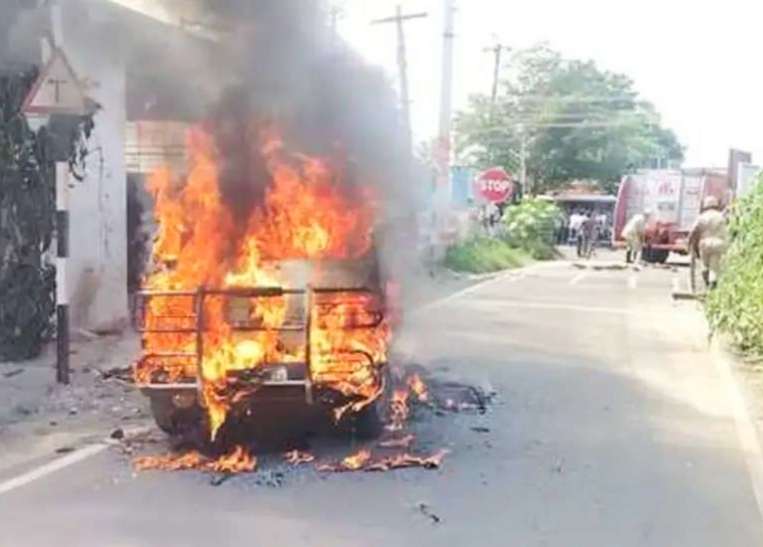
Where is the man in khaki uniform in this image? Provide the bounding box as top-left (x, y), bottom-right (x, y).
top-left (688, 196), bottom-right (728, 289)
top-left (622, 211), bottom-right (651, 263)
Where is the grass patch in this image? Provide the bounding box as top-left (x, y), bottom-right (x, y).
top-left (444, 236), bottom-right (532, 274)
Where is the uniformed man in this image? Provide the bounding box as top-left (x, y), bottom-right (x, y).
top-left (622, 210), bottom-right (652, 264)
top-left (688, 196), bottom-right (728, 289)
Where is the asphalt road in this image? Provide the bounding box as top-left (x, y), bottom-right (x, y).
top-left (2, 255), bottom-right (763, 547)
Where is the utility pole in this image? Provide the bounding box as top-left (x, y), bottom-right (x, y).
top-left (484, 43), bottom-right (509, 104)
top-left (371, 6), bottom-right (428, 155)
top-left (438, 0), bottom-right (455, 157)
top-left (44, 1), bottom-right (71, 384)
top-left (329, 5), bottom-right (344, 48)
top-left (433, 0), bottom-right (456, 241)
top-left (520, 130), bottom-right (528, 196)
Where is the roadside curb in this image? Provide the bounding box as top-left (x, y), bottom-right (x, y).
top-left (710, 335), bottom-right (763, 521)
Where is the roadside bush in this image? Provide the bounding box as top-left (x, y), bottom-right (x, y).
top-left (706, 174), bottom-right (763, 353)
top-left (444, 236), bottom-right (531, 274)
top-left (502, 198), bottom-right (562, 259)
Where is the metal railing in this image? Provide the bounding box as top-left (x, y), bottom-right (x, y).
top-left (135, 285), bottom-right (384, 406)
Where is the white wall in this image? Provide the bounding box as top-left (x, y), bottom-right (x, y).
top-left (61, 5), bottom-right (128, 330)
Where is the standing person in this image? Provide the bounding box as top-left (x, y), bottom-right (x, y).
top-left (578, 212), bottom-right (597, 258)
top-left (597, 211), bottom-right (609, 244)
top-left (569, 210), bottom-right (583, 245)
top-left (622, 211), bottom-right (651, 263)
top-left (556, 212), bottom-right (569, 245)
top-left (688, 196), bottom-right (728, 289)
top-left (575, 212), bottom-right (586, 257)
top-left (482, 201), bottom-right (499, 235)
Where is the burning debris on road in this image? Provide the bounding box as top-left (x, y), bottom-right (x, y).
top-left (378, 433), bottom-right (415, 449)
top-left (283, 450), bottom-right (315, 466)
top-left (316, 449), bottom-right (448, 474)
top-left (127, 369), bottom-right (488, 477)
top-left (134, 445), bottom-right (257, 474)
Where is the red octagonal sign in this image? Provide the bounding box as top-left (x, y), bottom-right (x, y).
top-left (473, 167), bottom-right (514, 203)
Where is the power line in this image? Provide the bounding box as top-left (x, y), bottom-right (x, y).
top-left (499, 111), bottom-right (650, 121)
top-left (471, 119), bottom-right (657, 133)
top-left (502, 95), bottom-right (642, 104)
top-left (370, 10), bottom-right (428, 25)
top-left (470, 110), bottom-right (660, 126)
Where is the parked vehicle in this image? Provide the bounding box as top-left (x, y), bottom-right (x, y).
top-left (613, 169), bottom-right (731, 263)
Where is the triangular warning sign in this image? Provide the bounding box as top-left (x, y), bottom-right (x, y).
top-left (22, 48), bottom-right (88, 116)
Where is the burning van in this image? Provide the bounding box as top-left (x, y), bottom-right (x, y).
top-left (134, 125), bottom-right (393, 441)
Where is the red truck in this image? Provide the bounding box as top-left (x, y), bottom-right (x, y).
top-left (613, 169), bottom-right (731, 263)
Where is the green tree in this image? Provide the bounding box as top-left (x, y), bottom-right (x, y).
top-left (706, 174), bottom-right (763, 353)
top-left (0, 68), bottom-right (56, 360)
top-left (455, 44), bottom-right (685, 193)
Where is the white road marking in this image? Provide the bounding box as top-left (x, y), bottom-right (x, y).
top-left (496, 300), bottom-right (630, 315)
top-left (0, 443), bottom-right (108, 496)
top-left (628, 275), bottom-right (638, 290)
top-left (711, 339), bottom-right (763, 521)
top-left (414, 261), bottom-right (559, 315)
top-left (570, 272), bottom-right (587, 286)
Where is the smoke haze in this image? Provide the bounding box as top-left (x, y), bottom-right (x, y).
top-left (3, 0), bottom-right (425, 292)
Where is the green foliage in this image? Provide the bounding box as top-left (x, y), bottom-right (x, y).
top-left (502, 198), bottom-right (561, 259)
top-left (454, 44), bottom-right (685, 192)
top-left (444, 199), bottom-right (562, 273)
top-left (707, 175), bottom-right (763, 353)
top-left (0, 67), bottom-right (56, 361)
top-left (444, 236), bottom-right (531, 274)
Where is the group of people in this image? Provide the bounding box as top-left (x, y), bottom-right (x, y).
top-left (622, 196), bottom-right (728, 289)
top-left (556, 210), bottom-right (612, 258)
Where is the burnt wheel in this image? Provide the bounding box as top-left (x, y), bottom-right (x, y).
top-left (351, 366), bottom-right (392, 439)
top-left (149, 393), bottom-right (203, 436)
top-left (643, 247), bottom-right (669, 264)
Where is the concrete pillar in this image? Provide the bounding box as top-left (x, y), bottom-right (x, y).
top-left (60, 4), bottom-right (129, 331)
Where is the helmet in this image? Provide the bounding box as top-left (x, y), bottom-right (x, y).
top-left (702, 196), bottom-right (720, 211)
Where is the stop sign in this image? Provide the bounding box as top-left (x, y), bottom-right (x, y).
top-left (473, 167), bottom-right (514, 203)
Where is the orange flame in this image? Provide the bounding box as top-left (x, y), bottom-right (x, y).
top-left (209, 445), bottom-right (258, 474)
top-left (133, 451), bottom-right (207, 472)
top-left (388, 389), bottom-right (410, 431)
top-left (134, 445), bottom-right (256, 474)
top-left (365, 450), bottom-right (448, 472)
top-left (407, 374), bottom-right (429, 403)
top-left (136, 124), bottom-right (389, 439)
top-left (341, 449), bottom-right (372, 471)
top-left (315, 448), bottom-right (447, 473)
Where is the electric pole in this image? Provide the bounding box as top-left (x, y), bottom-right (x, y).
top-left (433, 0), bottom-right (456, 244)
top-left (438, 0), bottom-right (455, 155)
top-left (520, 129), bottom-right (528, 196)
top-left (329, 5), bottom-right (344, 47)
top-left (371, 6), bottom-right (428, 155)
top-left (484, 43), bottom-right (510, 104)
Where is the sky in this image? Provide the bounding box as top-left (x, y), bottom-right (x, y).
top-left (339, 0), bottom-right (763, 168)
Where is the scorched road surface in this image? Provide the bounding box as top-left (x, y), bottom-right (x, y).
top-left (2, 257), bottom-right (763, 547)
